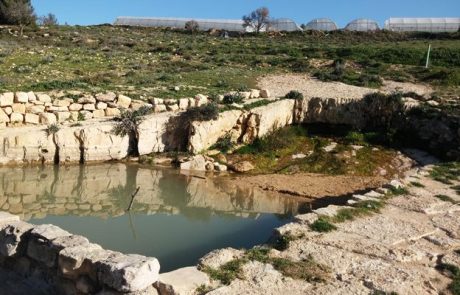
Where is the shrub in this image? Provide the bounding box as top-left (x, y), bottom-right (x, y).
top-left (185, 20), bottom-right (199, 33)
top-left (183, 103), bottom-right (219, 122)
top-left (213, 134), bottom-right (233, 153)
top-left (223, 93), bottom-right (244, 105)
top-left (284, 90), bottom-right (304, 100)
top-left (309, 218), bottom-right (337, 232)
top-left (45, 123), bottom-right (60, 135)
top-left (112, 106), bottom-right (152, 137)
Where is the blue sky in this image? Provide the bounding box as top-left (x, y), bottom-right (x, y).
top-left (32, 0), bottom-right (459, 27)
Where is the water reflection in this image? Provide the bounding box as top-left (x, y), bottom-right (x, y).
top-left (0, 164), bottom-right (312, 271)
top-left (0, 164), bottom-right (308, 222)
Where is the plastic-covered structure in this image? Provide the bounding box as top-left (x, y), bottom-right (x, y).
top-left (345, 18), bottom-right (380, 31)
top-left (384, 18), bottom-right (460, 33)
top-left (304, 18), bottom-right (338, 31)
top-left (114, 16), bottom-right (247, 32)
top-left (268, 18), bottom-right (302, 32)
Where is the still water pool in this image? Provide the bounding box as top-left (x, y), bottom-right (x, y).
top-left (0, 164), bottom-right (311, 271)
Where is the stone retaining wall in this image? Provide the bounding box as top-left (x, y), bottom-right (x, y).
top-left (0, 212), bottom-right (160, 294)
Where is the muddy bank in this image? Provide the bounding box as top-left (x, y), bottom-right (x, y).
top-left (222, 173), bottom-right (385, 198)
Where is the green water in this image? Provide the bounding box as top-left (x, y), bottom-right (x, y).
top-left (0, 164), bottom-right (311, 272)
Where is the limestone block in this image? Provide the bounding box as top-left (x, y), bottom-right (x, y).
top-left (27, 91), bottom-right (36, 102)
top-left (56, 111), bottom-right (71, 123)
top-left (155, 267), bottom-right (210, 295)
top-left (105, 108), bottom-right (121, 117)
top-left (59, 243), bottom-right (107, 279)
top-left (24, 113), bottom-right (40, 124)
top-left (78, 96), bottom-right (97, 104)
top-left (150, 98), bottom-right (164, 105)
top-left (180, 155), bottom-right (207, 172)
top-left (27, 105), bottom-right (45, 114)
top-left (178, 98), bottom-right (189, 110)
top-left (250, 89), bottom-right (260, 98)
top-left (0, 221), bottom-right (33, 257)
top-left (93, 109), bottom-right (105, 118)
top-left (69, 103), bottom-right (83, 111)
top-left (15, 92), bottom-right (29, 103)
top-left (260, 89), bottom-right (271, 98)
top-left (40, 112), bottom-right (57, 125)
top-left (37, 94), bottom-right (52, 103)
top-left (12, 103), bottom-right (26, 114)
top-left (53, 99), bottom-right (71, 107)
top-left (80, 111), bottom-right (94, 120)
top-left (0, 108), bottom-right (10, 123)
top-left (96, 252), bottom-right (160, 292)
top-left (3, 106), bottom-right (12, 115)
top-left (10, 113), bottom-right (24, 123)
top-left (96, 92), bottom-right (117, 102)
top-left (83, 104), bottom-right (96, 111)
top-left (0, 92), bottom-right (14, 106)
top-left (153, 105), bottom-right (166, 113)
top-left (117, 95), bottom-right (132, 109)
top-left (166, 104), bottom-right (179, 112)
top-left (194, 94), bottom-right (208, 107)
top-left (96, 102), bottom-right (108, 110)
top-left (48, 106), bottom-right (69, 112)
top-left (199, 248), bottom-right (244, 269)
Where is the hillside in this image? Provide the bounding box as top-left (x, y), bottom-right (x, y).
top-left (0, 25), bottom-right (458, 100)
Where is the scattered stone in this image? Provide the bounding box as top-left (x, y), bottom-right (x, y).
top-left (230, 161), bottom-right (255, 173)
top-left (259, 89), bottom-right (270, 98)
top-left (154, 105), bottom-right (167, 113)
top-left (250, 89), bottom-right (260, 98)
top-left (195, 94), bottom-right (208, 107)
top-left (426, 100), bottom-right (439, 107)
top-left (155, 267), bottom-right (210, 295)
top-left (180, 155), bottom-right (207, 172)
top-left (323, 142), bottom-right (337, 152)
top-left (37, 94), bottom-right (52, 103)
top-left (292, 153), bottom-right (307, 159)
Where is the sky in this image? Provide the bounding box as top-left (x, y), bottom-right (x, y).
top-left (32, 0), bottom-right (460, 28)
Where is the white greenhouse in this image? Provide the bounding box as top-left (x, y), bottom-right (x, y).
top-left (384, 18), bottom-right (460, 33)
top-left (304, 18), bottom-right (338, 31)
top-left (114, 17), bottom-right (248, 32)
top-left (345, 18), bottom-right (380, 31)
top-left (268, 18), bottom-right (302, 32)
top-left (114, 16), bottom-right (302, 32)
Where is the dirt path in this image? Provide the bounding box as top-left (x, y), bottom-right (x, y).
top-left (257, 74), bottom-right (433, 99)
top-left (225, 173), bottom-right (385, 198)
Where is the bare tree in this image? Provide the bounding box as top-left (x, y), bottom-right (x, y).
top-left (185, 20), bottom-right (199, 33)
top-left (0, 0), bottom-right (36, 35)
top-left (242, 7), bottom-right (270, 33)
top-left (38, 13), bottom-right (58, 26)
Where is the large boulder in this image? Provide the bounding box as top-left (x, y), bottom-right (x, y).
top-left (0, 221), bottom-right (33, 257)
top-left (180, 155), bottom-right (207, 172)
top-left (188, 110), bottom-right (242, 154)
top-left (96, 92), bottom-right (117, 102)
top-left (230, 161), bottom-right (255, 173)
top-left (249, 99), bottom-right (295, 138)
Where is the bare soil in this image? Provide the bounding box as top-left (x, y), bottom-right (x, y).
top-left (224, 173), bottom-right (385, 198)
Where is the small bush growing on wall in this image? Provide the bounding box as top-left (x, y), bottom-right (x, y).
top-left (183, 103), bottom-right (219, 122)
top-left (223, 93), bottom-right (244, 105)
top-left (285, 90), bottom-right (304, 100)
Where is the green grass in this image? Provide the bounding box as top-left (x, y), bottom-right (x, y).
top-left (434, 194), bottom-right (457, 204)
top-left (410, 181), bottom-right (425, 188)
top-left (437, 263), bottom-right (460, 295)
top-left (429, 162), bottom-right (460, 184)
top-left (0, 25), bottom-right (458, 98)
top-left (310, 218), bottom-right (337, 232)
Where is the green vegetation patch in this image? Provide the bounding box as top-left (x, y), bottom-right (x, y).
top-left (434, 194), bottom-right (457, 204)
top-left (429, 162), bottom-right (460, 185)
top-left (437, 263), bottom-right (460, 295)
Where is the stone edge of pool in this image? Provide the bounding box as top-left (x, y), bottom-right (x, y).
top-left (0, 172), bottom-right (407, 295)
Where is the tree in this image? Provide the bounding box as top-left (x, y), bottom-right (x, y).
top-left (242, 7), bottom-right (270, 33)
top-left (38, 13), bottom-right (58, 26)
top-left (0, 0), bottom-right (36, 35)
top-left (185, 20), bottom-right (199, 33)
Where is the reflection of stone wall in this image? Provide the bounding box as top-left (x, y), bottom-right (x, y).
top-left (0, 165), bottom-right (305, 222)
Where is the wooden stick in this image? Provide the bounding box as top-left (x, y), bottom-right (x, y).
top-left (127, 186), bottom-right (140, 211)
